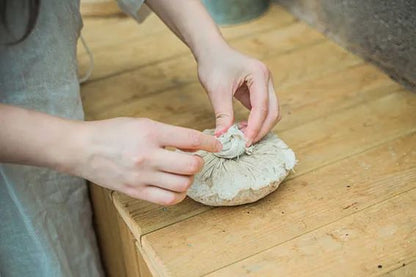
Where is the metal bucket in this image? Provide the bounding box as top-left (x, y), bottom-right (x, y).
top-left (202, 0), bottom-right (270, 26)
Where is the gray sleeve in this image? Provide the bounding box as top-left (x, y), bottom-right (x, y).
top-left (116, 0), bottom-right (151, 23)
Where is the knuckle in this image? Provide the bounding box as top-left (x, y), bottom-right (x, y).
top-left (253, 61), bottom-right (269, 78)
top-left (215, 112), bottom-right (231, 121)
top-left (123, 185), bottom-right (144, 200)
top-left (138, 118), bottom-right (156, 140)
top-left (131, 154), bottom-right (147, 167)
top-left (138, 117), bottom-right (153, 127)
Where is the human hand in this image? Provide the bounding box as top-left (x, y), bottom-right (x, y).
top-left (197, 45), bottom-right (280, 145)
top-left (74, 118), bottom-right (222, 205)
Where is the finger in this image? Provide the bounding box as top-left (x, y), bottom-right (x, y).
top-left (157, 123), bottom-right (222, 153)
top-left (152, 149), bottom-right (204, 175)
top-left (245, 72), bottom-right (269, 146)
top-left (253, 79), bottom-right (280, 143)
top-left (146, 172), bottom-right (194, 193)
top-left (208, 89), bottom-right (234, 136)
top-left (237, 121), bottom-right (248, 130)
top-left (124, 185), bottom-right (187, 206)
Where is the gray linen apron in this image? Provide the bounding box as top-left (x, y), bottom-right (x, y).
top-left (0, 0), bottom-right (145, 275)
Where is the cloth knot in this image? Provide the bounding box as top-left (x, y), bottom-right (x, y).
top-left (214, 125), bottom-right (253, 159)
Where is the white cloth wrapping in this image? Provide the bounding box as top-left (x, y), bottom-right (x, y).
top-left (0, 0), bottom-right (147, 276)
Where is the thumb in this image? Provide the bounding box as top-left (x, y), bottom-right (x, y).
top-left (210, 92), bottom-right (234, 137)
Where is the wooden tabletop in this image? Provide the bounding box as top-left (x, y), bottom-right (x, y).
top-left (79, 4), bottom-right (416, 276)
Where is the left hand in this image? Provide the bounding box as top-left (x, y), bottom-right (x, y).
top-left (197, 45), bottom-right (280, 146)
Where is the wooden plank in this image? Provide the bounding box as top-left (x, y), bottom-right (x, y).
top-left (282, 91), bottom-right (416, 176)
top-left (79, 5), bottom-right (293, 50)
top-left (135, 241), bottom-right (165, 277)
top-left (83, 32), bottom-right (398, 124)
top-left (84, 63), bottom-right (399, 128)
top-left (231, 21), bottom-right (325, 61)
top-left (81, 21), bottom-right (326, 118)
top-left (80, 0), bottom-right (123, 17)
top-left (219, 5), bottom-right (296, 41)
top-left (88, 184), bottom-right (127, 277)
top-left (136, 243), bottom-right (153, 277)
top-left (208, 188), bottom-right (416, 277)
top-left (82, 4), bottom-right (416, 276)
top-left (267, 40), bottom-right (362, 88)
top-left (90, 184), bottom-right (153, 276)
top-left (117, 213), bottom-right (142, 277)
top-left (275, 64), bottom-right (401, 132)
top-left (107, 75), bottom-right (402, 238)
top-left (81, 35), bottom-right (360, 118)
top-left (96, 89), bottom-right (416, 178)
top-left (113, 191), bottom-right (210, 236)
top-left (383, 260), bottom-right (416, 277)
top-left (140, 97), bottom-right (416, 276)
top-left (78, 5), bottom-right (297, 80)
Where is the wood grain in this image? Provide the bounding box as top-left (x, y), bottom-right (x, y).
top-left (142, 131), bottom-right (416, 276)
top-left (81, 3), bottom-right (416, 276)
top-left (278, 90), bottom-right (416, 176)
top-left (383, 260), bottom-right (416, 277)
top-left (113, 191), bottom-right (210, 236)
top-left (117, 213), bottom-right (142, 276)
top-left (135, 241), bottom-right (165, 277)
top-left (89, 185), bottom-right (128, 277)
top-left (142, 96), bottom-right (416, 275)
top-left (109, 77), bottom-right (404, 239)
top-left (81, 22), bottom-right (326, 119)
top-left (78, 5), bottom-right (297, 81)
top-left (136, 243), bottom-right (153, 277)
top-left (208, 188), bottom-right (416, 276)
top-left (275, 63), bottom-right (401, 132)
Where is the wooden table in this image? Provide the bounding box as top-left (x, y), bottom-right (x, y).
top-left (78, 4), bottom-right (416, 276)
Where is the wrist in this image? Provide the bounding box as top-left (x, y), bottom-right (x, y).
top-left (51, 120), bottom-right (90, 177)
top-left (192, 36), bottom-right (231, 64)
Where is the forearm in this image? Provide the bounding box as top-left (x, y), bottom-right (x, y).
top-left (0, 103), bottom-right (85, 173)
top-left (146, 0), bottom-right (229, 61)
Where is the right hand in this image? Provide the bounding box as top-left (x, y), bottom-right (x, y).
top-left (74, 118), bottom-right (222, 206)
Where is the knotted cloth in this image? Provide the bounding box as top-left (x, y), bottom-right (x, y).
top-left (187, 124), bottom-right (297, 206)
top-left (213, 125), bottom-right (252, 159)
